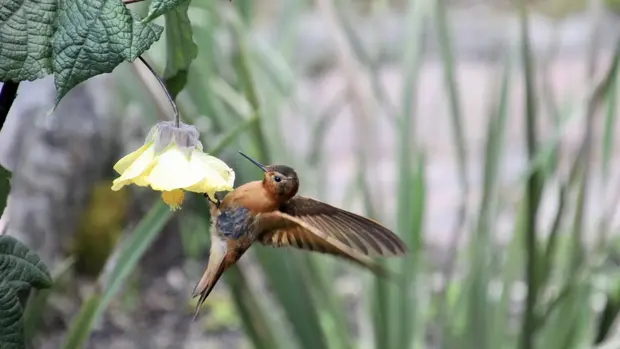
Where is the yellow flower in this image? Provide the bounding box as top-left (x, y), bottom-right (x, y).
top-left (111, 121), bottom-right (235, 210)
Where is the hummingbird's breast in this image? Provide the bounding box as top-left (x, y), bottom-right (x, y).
top-left (215, 207), bottom-right (258, 240)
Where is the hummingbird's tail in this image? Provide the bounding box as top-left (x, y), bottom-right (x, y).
top-left (191, 237), bottom-right (233, 321)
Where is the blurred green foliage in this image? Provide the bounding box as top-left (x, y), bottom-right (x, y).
top-left (9, 0), bottom-right (620, 348)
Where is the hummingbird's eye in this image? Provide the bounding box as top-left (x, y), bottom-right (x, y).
top-left (274, 176), bottom-right (282, 183)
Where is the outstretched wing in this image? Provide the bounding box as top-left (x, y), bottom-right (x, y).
top-left (254, 196), bottom-right (408, 276)
top-left (258, 196), bottom-right (408, 256)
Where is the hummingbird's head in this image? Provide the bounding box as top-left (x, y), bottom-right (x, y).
top-left (238, 152), bottom-right (299, 201)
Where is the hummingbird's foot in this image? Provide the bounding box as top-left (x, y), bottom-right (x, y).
top-left (204, 193), bottom-right (221, 208)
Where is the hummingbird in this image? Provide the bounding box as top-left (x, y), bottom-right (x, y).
top-left (192, 152), bottom-right (408, 319)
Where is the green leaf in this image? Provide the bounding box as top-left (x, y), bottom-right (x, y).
top-left (0, 284), bottom-right (25, 349)
top-left (51, 0), bottom-right (163, 104)
top-left (0, 0), bottom-right (56, 81)
top-left (164, 70), bottom-right (188, 100)
top-left (0, 235), bottom-right (52, 289)
top-left (162, 0), bottom-right (198, 97)
top-left (0, 235), bottom-right (53, 349)
top-left (142, 0), bottom-right (185, 23)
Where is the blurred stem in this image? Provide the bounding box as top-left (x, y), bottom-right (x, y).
top-left (586, 0), bottom-right (604, 81)
top-left (597, 50), bottom-right (620, 250)
top-left (315, 0), bottom-right (383, 218)
top-left (540, 24), bottom-right (561, 177)
top-left (434, 3), bottom-right (472, 342)
top-left (435, 0), bottom-right (468, 206)
top-left (601, 70), bottom-right (618, 182)
top-left (332, 1), bottom-right (399, 124)
top-left (519, 1), bottom-right (542, 348)
top-left (307, 89), bottom-right (348, 166)
top-left (467, 55), bottom-right (511, 349)
top-left (570, 0), bottom-right (605, 268)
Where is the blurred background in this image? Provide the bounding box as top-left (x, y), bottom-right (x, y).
top-left (3, 0), bottom-right (620, 348)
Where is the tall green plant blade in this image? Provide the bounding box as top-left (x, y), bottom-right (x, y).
top-left (601, 63), bottom-right (618, 181)
top-left (371, 0), bottom-right (428, 348)
top-left (494, 199), bottom-right (526, 347)
top-left (594, 280), bottom-right (620, 344)
top-left (567, 40), bottom-right (620, 266)
top-left (435, 0), bottom-right (468, 203)
top-left (399, 154), bottom-right (427, 348)
top-left (518, 1), bottom-right (543, 347)
top-left (226, 266), bottom-right (286, 349)
top-left (597, 47), bottom-right (620, 250)
top-left (468, 52), bottom-right (511, 349)
top-left (251, 247), bottom-right (329, 349)
top-left (296, 254), bottom-right (354, 349)
top-left (61, 201), bottom-right (173, 349)
top-left (234, 0), bottom-right (254, 25)
top-left (537, 283), bottom-right (594, 349)
top-left (540, 184), bottom-right (567, 287)
top-left (61, 295), bottom-right (102, 349)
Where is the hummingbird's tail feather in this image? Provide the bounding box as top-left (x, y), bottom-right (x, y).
top-left (191, 237), bottom-right (230, 321)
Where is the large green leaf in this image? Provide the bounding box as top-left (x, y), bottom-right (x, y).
top-left (0, 284), bottom-right (26, 349)
top-left (0, 236), bottom-right (52, 290)
top-left (0, 236), bottom-right (53, 349)
top-left (51, 0), bottom-right (163, 103)
top-left (0, 0), bottom-right (56, 81)
top-left (0, 0), bottom-right (163, 104)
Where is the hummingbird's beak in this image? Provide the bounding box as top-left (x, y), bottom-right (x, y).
top-left (238, 151), bottom-right (267, 172)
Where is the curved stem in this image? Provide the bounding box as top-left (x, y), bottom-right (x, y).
top-left (137, 56), bottom-right (180, 127)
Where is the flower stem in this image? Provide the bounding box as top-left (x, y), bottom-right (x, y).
top-left (137, 56), bottom-right (180, 127)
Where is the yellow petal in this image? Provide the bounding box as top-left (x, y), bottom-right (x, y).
top-left (133, 176), bottom-right (151, 187)
top-left (111, 145), bottom-right (157, 191)
top-left (113, 142), bottom-right (152, 174)
top-left (147, 147), bottom-right (203, 191)
top-left (184, 151), bottom-right (235, 194)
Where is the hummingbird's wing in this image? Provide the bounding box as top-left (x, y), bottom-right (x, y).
top-left (258, 217), bottom-right (390, 276)
top-left (255, 196), bottom-right (408, 276)
top-left (258, 196), bottom-right (408, 257)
